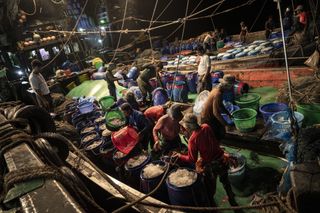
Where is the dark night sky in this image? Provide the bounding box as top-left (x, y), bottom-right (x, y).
top-left (105, 0), bottom-right (309, 45)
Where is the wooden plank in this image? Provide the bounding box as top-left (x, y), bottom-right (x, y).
top-left (66, 152), bottom-right (176, 213)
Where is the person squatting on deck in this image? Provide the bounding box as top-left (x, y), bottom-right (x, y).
top-left (137, 62), bottom-right (163, 103)
top-left (196, 46), bottom-right (211, 94)
top-left (200, 74), bottom-right (235, 140)
top-left (29, 59), bottom-right (53, 112)
top-left (173, 113), bottom-right (239, 209)
top-left (120, 103), bottom-right (152, 150)
top-left (153, 104), bottom-right (185, 154)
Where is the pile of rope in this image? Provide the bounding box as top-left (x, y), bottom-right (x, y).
top-left (277, 76), bottom-right (320, 104)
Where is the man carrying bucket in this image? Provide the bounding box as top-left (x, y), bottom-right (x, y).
top-left (201, 74), bottom-right (235, 140)
top-left (137, 62), bottom-right (163, 104)
top-left (120, 103), bottom-right (152, 150)
top-left (173, 113), bottom-right (240, 209)
top-left (196, 46), bottom-right (211, 94)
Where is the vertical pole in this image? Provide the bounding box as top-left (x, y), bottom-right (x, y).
top-left (276, 0), bottom-right (293, 104)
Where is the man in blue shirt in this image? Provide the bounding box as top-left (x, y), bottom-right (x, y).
top-left (120, 103), bottom-right (152, 150)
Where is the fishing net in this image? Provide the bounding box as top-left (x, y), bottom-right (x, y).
top-left (277, 76), bottom-right (320, 104)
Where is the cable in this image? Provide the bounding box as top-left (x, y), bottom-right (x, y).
top-left (20, 0), bottom-right (37, 16)
top-left (110, 0), bottom-right (129, 63)
top-left (41, 0), bottom-right (89, 69)
top-left (249, 0), bottom-right (267, 32)
top-left (147, 0), bottom-right (159, 60)
top-left (152, 0), bottom-right (174, 25)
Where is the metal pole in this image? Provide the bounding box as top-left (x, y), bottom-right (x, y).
top-left (276, 0), bottom-right (294, 104)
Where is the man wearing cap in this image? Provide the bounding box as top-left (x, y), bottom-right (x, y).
top-left (201, 74), bottom-right (236, 140)
top-left (196, 46), bottom-right (211, 94)
top-left (173, 113), bottom-right (239, 208)
top-left (153, 104), bottom-right (184, 154)
top-left (29, 59), bottom-right (53, 112)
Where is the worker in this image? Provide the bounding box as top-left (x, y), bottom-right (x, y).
top-left (201, 74), bottom-right (236, 140)
top-left (265, 16), bottom-right (274, 39)
top-left (153, 104), bottom-right (184, 154)
top-left (203, 32), bottom-right (213, 52)
top-left (120, 103), bottom-right (152, 150)
top-left (196, 46), bottom-right (211, 94)
top-left (29, 59), bottom-right (53, 112)
top-left (294, 5), bottom-right (308, 32)
top-left (173, 113), bottom-right (239, 208)
top-left (137, 62), bottom-right (163, 103)
top-left (239, 21), bottom-right (248, 43)
top-left (103, 63), bottom-right (121, 100)
top-left (283, 8), bottom-right (293, 32)
top-left (111, 91), bottom-right (140, 110)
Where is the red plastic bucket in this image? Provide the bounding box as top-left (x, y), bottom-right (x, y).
top-left (111, 126), bottom-right (139, 154)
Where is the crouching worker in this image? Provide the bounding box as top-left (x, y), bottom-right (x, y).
top-left (173, 113), bottom-right (239, 209)
top-left (153, 104), bottom-right (185, 154)
top-left (120, 103), bottom-right (152, 150)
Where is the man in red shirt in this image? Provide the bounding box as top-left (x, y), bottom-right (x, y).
top-left (153, 104), bottom-right (184, 154)
top-left (144, 104), bottom-right (168, 124)
top-left (173, 113), bottom-right (239, 208)
top-left (295, 5), bottom-right (308, 32)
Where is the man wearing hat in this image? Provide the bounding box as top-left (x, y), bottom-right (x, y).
top-left (201, 74), bottom-right (236, 140)
top-left (29, 59), bottom-right (53, 112)
top-left (153, 104), bottom-right (184, 154)
top-left (173, 113), bottom-right (239, 208)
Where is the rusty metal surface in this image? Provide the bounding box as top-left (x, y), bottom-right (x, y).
top-left (4, 143), bottom-right (85, 213)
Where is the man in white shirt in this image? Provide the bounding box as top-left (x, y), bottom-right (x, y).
top-left (196, 46), bottom-right (211, 93)
top-left (29, 59), bottom-right (53, 112)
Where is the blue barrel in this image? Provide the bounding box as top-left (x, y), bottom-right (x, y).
top-left (166, 168), bottom-right (209, 206)
top-left (161, 73), bottom-right (174, 87)
top-left (126, 67), bottom-right (139, 80)
top-left (152, 87), bottom-right (168, 106)
top-left (172, 81), bottom-right (188, 103)
top-left (166, 81), bottom-right (174, 98)
top-left (186, 72), bottom-right (197, 93)
top-left (259, 103), bottom-right (288, 124)
top-left (174, 73), bottom-right (186, 82)
top-left (140, 161), bottom-right (169, 202)
top-left (92, 72), bottom-right (106, 80)
top-left (125, 154), bottom-right (151, 189)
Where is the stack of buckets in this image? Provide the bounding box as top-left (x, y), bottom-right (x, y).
top-left (163, 72), bottom-right (189, 103)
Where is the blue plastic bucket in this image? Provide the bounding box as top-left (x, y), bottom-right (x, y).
top-left (78, 102), bottom-right (94, 114)
top-left (140, 161), bottom-right (168, 202)
top-left (125, 154), bottom-right (151, 189)
top-left (228, 153), bottom-right (246, 185)
top-left (127, 67), bottom-right (139, 80)
top-left (186, 72), bottom-right (197, 93)
top-left (172, 81), bottom-right (188, 103)
top-left (166, 168), bottom-right (209, 206)
top-left (152, 87), bottom-right (168, 106)
top-left (259, 103), bottom-right (288, 124)
top-left (270, 111), bottom-right (304, 130)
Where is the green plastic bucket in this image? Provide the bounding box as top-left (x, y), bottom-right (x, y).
top-left (297, 104), bottom-right (320, 126)
top-left (217, 40), bottom-right (225, 49)
top-left (105, 110), bottom-right (126, 131)
top-left (232, 108), bottom-right (257, 133)
top-left (99, 96), bottom-right (115, 111)
top-left (235, 93), bottom-right (261, 111)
